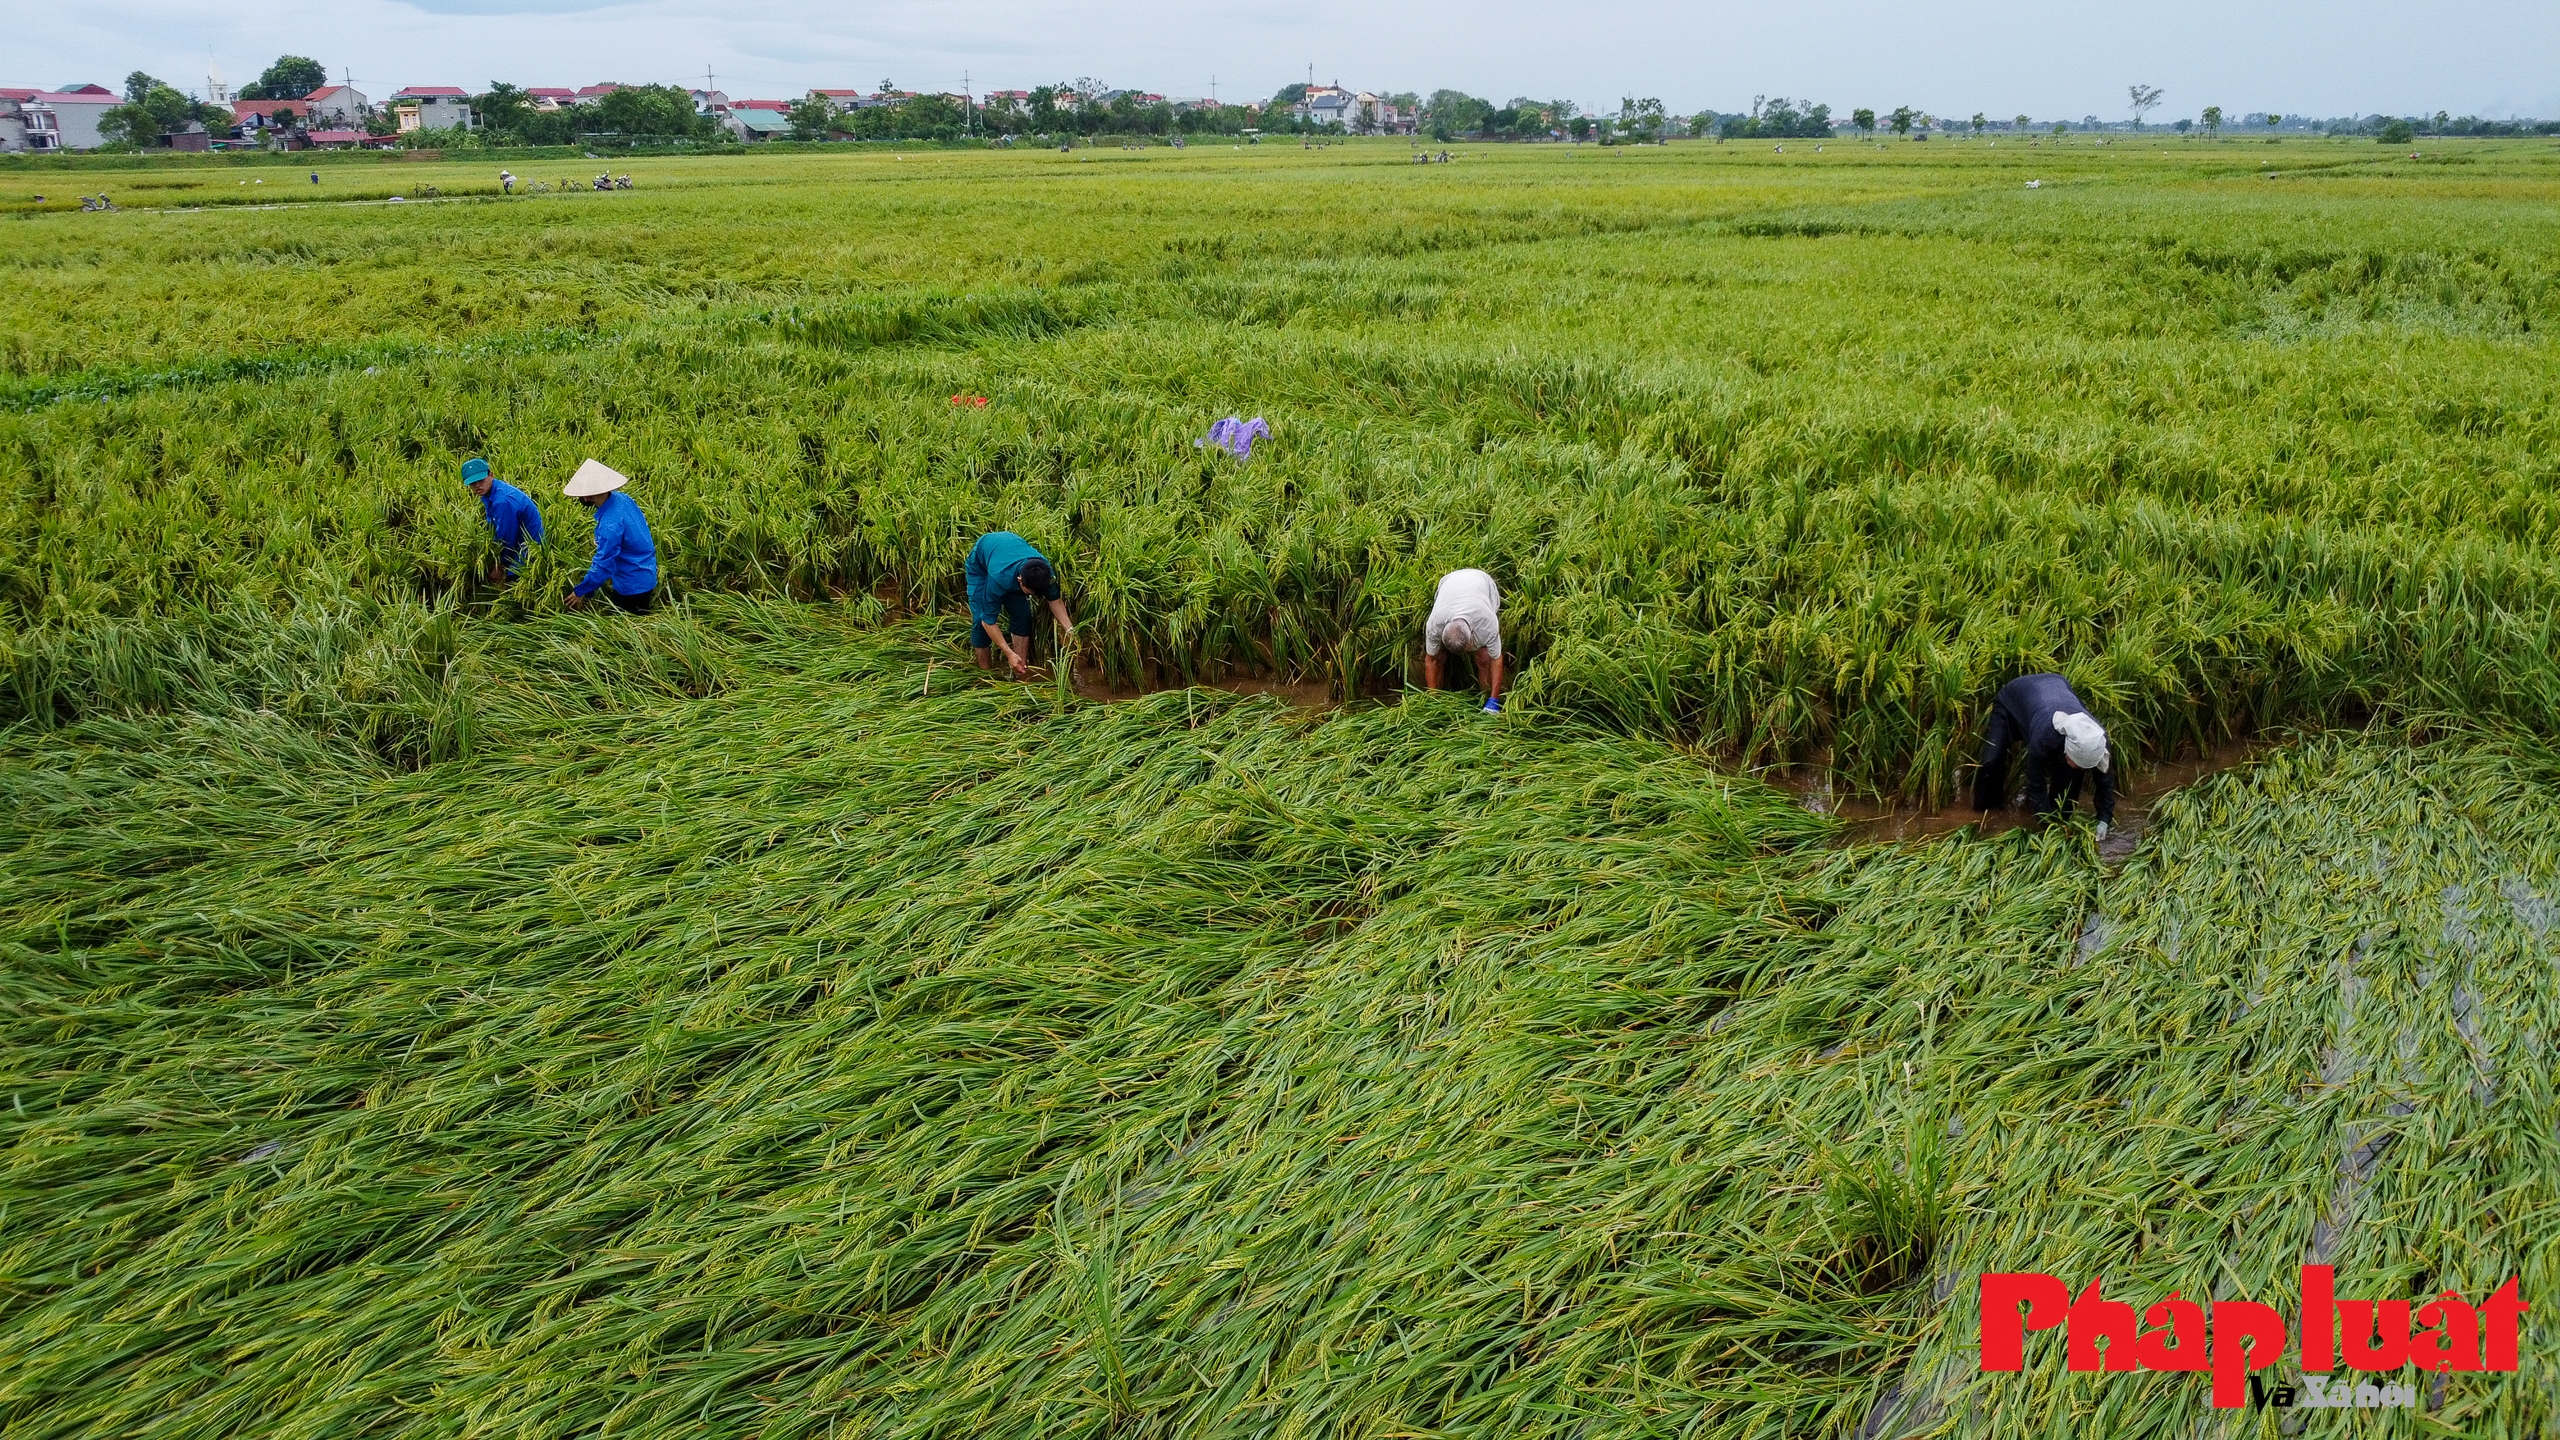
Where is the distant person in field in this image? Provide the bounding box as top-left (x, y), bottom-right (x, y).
top-left (500, 170), bottom-right (515, 194)
top-left (560, 460), bottom-right (658, 613)
top-left (1973, 672), bottom-right (2115, 836)
top-left (461, 457), bottom-right (543, 582)
top-left (1422, 568), bottom-right (1505, 713)
top-left (965, 531), bottom-right (1075, 677)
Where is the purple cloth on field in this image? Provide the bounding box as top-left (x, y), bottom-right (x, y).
top-left (1195, 416), bottom-right (1271, 460)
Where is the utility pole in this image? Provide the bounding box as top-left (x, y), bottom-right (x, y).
top-left (964, 68), bottom-right (973, 135)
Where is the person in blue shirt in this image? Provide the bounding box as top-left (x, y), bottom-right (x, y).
top-left (559, 459), bottom-right (659, 614)
top-left (461, 457), bottom-right (544, 582)
top-left (965, 531), bottom-right (1075, 676)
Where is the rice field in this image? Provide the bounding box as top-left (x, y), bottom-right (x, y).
top-left (6, 137), bottom-right (2560, 1436)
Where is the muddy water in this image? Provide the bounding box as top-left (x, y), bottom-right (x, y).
top-left (1059, 657), bottom-right (1341, 708)
top-left (1773, 739), bottom-right (2264, 854)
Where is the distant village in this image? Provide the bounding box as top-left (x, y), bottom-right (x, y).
top-left (8, 59), bottom-right (2543, 155)
top-left (0, 63), bottom-right (1430, 153)
top-left (3, 78), bottom-right (600, 153)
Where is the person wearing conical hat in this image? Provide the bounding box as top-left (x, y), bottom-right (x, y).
top-left (461, 457), bottom-right (543, 583)
top-left (560, 459), bottom-right (658, 614)
top-left (1972, 672), bottom-right (2116, 837)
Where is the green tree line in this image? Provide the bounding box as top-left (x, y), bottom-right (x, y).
top-left (467, 84), bottom-right (720, 146)
top-left (785, 85), bottom-right (1267, 143)
top-left (1421, 92), bottom-right (1582, 141)
top-left (1715, 97), bottom-right (1834, 139)
top-left (97, 72), bottom-right (233, 147)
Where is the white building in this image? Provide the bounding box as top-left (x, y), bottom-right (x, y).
top-left (304, 84), bottom-right (369, 125)
top-left (391, 86), bottom-right (475, 132)
top-left (0, 89), bottom-right (40, 152)
top-left (1293, 84), bottom-right (1412, 134)
top-left (17, 87), bottom-right (118, 150)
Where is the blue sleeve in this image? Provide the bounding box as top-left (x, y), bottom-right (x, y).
top-left (965, 539), bottom-right (997, 625)
top-left (520, 497), bottom-right (544, 544)
top-left (575, 503), bottom-right (620, 596)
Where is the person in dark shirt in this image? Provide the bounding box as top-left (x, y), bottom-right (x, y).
top-left (1972, 672), bottom-right (2116, 835)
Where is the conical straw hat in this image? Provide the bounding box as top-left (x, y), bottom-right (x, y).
top-left (563, 459), bottom-right (629, 497)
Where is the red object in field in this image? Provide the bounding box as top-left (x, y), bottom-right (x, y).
top-left (950, 394), bottom-right (989, 407)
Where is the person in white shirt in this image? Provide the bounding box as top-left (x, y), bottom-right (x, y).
top-left (1423, 568), bottom-right (1506, 713)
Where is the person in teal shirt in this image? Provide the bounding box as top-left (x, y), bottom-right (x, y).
top-left (461, 457), bottom-right (543, 582)
top-left (965, 531), bottom-right (1075, 675)
top-left (560, 460), bottom-right (658, 613)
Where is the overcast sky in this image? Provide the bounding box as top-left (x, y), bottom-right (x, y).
top-left (22, 0), bottom-right (2560, 121)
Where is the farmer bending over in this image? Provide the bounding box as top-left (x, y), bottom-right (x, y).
top-left (462, 456), bottom-right (543, 582)
top-left (1973, 672), bottom-right (2115, 836)
top-left (561, 460), bottom-right (658, 614)
top-left (966, 531), bottom-right (1075, 676)
top-left (1423, 568), bottom-right (1505, 714)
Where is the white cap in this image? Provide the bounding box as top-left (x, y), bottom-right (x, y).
top-left (563, 459), bottom-right (629, 497)
top-left (2054, 712), bottom-right (2109, 772)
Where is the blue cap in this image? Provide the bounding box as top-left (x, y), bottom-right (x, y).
top-left (460, 457), bottom-right (491, 484)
